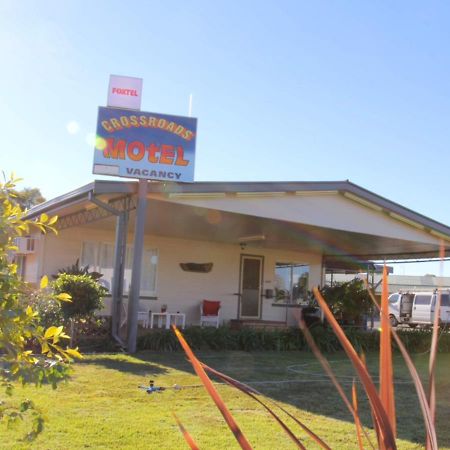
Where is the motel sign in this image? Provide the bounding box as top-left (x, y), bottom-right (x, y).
top-left (93, 106), bottom-right (197, 182)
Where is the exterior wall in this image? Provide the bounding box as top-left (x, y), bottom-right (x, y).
top-left (37, 225), bottom-right (322, 326)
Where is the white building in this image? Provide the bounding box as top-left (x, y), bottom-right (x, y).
top-left (325, 272), bottom-right (450, 293)
top-left (20, 179), bottom-right (450, 337)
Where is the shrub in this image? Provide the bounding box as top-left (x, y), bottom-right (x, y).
top-left (75, 317), bottom-right (113, 351)
top-left (53, 273), bottom-right (107, 320)
top-left (320, 279), bottom-right (372, 325)
top-left (52, 273), bottom-right (107, 346)
top-left (27, 290), bottom-right (65, 330)
top-left (138, 326), bottom-right (314, 352)
top-left (137, 325), bottom-right (450, 353)
top-left (52, 259), bottom-right (103, 281)
top-left (1, 174), bottom-right (80, 440)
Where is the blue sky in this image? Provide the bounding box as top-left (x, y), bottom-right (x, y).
top-left (1, 1), bottom-right (449, 275)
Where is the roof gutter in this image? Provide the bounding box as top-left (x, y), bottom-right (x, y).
top-left (24, 180), bottom-right (138, 220)
top-left (23, 178), bottom-right (450, 242)
top-left (24, 182), bottom-right (97, 220)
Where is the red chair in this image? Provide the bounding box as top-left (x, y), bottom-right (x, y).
top-left (200, 300), bottom-right (221, 328)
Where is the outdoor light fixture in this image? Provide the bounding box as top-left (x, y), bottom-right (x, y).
top-left (238, 234), bottom-right (266, 243)
top-left (238, 235), bottom-right (266, 250)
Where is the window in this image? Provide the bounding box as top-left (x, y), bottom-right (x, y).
top-left (81, 242), bottom-right (97, 269)
top-left (389, 294), bottom-right (399, 304)
top-left (275, 263), bottom-right (309, 304)
top-left (81, 241), bottom-right (158, 296)
top-left (414, 294), bottom-right (432, 305)
top-left (14, 255), bottom-right (26, 279)
top-left (432, 294), bottom-right (450, 307)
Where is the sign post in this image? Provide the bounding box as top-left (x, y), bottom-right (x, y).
top-left (127, 179), bottom-right (147, 353)
top-left (93, 76), bottom-right (197, 353)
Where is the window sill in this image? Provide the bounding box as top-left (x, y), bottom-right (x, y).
top-left (271, 303), bottom-right (305, 308)
top-left (104, 294), bottom-right (158, 300)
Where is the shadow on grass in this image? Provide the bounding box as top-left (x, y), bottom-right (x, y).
top-left (128, 350), bottom-right (450, 449)
top-left (79, 354), bottom-right (169, 377)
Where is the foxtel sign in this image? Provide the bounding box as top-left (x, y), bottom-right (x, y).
top-left (93, 107), bottom-right (197, 182)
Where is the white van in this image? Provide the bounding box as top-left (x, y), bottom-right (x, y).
top-left (388, 291), bottom-right (450, 327)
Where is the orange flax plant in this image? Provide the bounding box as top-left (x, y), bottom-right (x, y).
top-left (312, 286), bottom-right (397, 449)
top-left (172, 326), bottom-right (253, 450)
top-left (363, 277), bottom-right (439, 450)
top-left (298, 314), bottom-right (374, 450)
top-left (352, 379), bottom-right (365, 450)
top-left (428, 241), bottom-right (446, 444)
top-left (173, 325), bottom-right (331, 449)
top-left (360, 352), bottom-right (382, 449)
top-left (173, 412), bottom-right (200, 450)
top-left (170, 260), bottom-right (442, 449)
top-left (379, 265), bottom-right (396, 438)
top-left (200, 362), bottom-right (331, 450)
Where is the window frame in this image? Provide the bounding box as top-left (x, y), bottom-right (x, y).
top-left (80, 241), bottom-right (159, 297)
top-left (274, 261), bottom-right (310, 305)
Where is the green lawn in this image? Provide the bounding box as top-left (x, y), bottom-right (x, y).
top-left (2, 351), bottom-right (449, 449)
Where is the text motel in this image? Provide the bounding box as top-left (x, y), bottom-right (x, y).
top-left (101, 138), bottom-right (190, 166)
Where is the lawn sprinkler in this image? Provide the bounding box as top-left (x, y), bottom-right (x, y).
top-left (138, 379), bottom-right (183, 394)
top-left (139, 380), bottom-right (166, 394)
top-left (138, 379), bottom-right (209, 395)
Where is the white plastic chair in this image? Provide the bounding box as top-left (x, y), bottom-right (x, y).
top-left (119, 302), bottom-right (150, 328)
top-left (200, 300), bottom-right (221, 328)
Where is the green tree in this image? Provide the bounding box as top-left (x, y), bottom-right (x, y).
top-left (0, 174), bottom-right (80, 440)
top-left (11, 187), bottom-right (46, 210)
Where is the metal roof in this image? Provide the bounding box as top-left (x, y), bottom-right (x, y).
top-left (24, 179), bottom-right (450, 240)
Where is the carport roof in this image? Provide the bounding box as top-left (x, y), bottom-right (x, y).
top-left (25, 179), bottom-right (450, 241)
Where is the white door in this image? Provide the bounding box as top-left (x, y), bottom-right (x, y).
top-left (388, 294), bottom-right (401, 320)
top-left (431, 293), bottom-right (450, 324)
top-left (441, 293), bottom-right (450, 324)
top-left (239, 255), bottom-right (263, 319)
top-left (412, 294), bottom-right (432, 323)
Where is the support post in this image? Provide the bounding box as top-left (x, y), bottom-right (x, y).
top-left (87, 192), bottom-right (131, 346)
top-left (111, 211), bottom-right (128, 341)
top-left (127, 180), bottom-right (148, 353)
